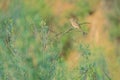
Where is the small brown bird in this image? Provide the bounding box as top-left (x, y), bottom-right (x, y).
top-left (69, 18), bottom-right (80, 29)
top-left (69, 17), bottom-right (90, 35)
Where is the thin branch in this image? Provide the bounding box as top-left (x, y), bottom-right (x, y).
top-left (55, 27), bottom-right (73, 37)
top-left (4, 40), bottom-right (16, 56)
top-left (79, 22), bottom-right (90, 25)
top-left (103, 70), bottom-right (111, 80)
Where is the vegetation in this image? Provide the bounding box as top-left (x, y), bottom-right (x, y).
top-left (0, 0), bottom-right (119, 80)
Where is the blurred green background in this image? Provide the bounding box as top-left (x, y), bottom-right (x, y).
top-left (0, 0), bottom-right (120, 80)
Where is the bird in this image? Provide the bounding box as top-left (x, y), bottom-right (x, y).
top-left (69, 17), bottom-right (90, 35)
top-left (69, 18), bottom-right (81, 29)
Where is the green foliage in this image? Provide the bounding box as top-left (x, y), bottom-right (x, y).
top-left (76, 0), bottom-right (91, 18)
top-left (0, 0), bottom-right (112, 80)
top-left (107, 0), bottom-right (120, 40)
top-left (78, 44), bottom-right (111, 80)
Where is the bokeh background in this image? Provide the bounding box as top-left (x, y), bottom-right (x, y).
top-left (0, 0), bottom-right (120, 80)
